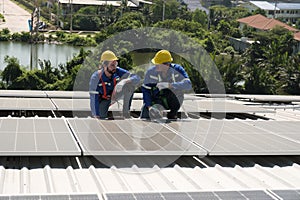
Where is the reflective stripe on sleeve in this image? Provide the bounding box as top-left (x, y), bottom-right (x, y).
top-left (142, 84), bottom-right (152, 90)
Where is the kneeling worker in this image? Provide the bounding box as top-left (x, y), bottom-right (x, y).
top-left (89, 50), bottom-right (140, 119)
top-left (141, 50), bottom-right (192, 120)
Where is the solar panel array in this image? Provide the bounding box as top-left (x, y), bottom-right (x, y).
top-left (0, 90), bottom-right (300, 156)
top-left (1, 118), bottom-right (300, 156)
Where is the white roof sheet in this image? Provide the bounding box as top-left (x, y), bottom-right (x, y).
top-left (275, 3), bottom-right (300, 10)
top-left (250, 1), bottom-right (279, 10)
top-left (0, 158), bottom-right (300, 195)
top-left (58, 0), bottom-right (137, 7)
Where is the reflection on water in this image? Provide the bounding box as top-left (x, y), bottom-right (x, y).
top-left (0, 41), bottom-right (92, 70)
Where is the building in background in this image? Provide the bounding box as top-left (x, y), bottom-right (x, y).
top-left (241, 1), bottom-right (300, 23)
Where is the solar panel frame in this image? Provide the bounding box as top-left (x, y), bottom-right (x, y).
top-left (67, 118), bottom-right (206, 156)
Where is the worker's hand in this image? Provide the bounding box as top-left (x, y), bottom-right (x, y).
top-left (156, 82), bottom-right (170, 90)
top-left (115, 79), bottom-right (129, 93)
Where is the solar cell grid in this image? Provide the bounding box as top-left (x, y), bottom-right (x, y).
top-left (0, 98), bottom-right (55, 110)
top-left (0, 118), bottom-right (80, 156)
top-left (166, 120), bottom-right (300, 155)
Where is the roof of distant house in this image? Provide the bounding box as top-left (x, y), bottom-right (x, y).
top-left (237, 14), bottom-right (298, 32)
top-left (249, 1), bottom-right (279, 10)
top-left (294, 32), bottom-right (300, 41)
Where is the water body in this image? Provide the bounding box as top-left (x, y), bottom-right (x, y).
top-left (0, 41), bottom-right (92, 70)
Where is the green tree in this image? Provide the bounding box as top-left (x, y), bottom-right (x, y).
top-left (73, 6), bottom-right (101, 31)
top-left (192, 9), bottom-right (208, 28)
top-left (149, 0), bottom-right (182, 23)
top-left (9, 70), bottom-right (47, 90)
top-left (1, 56), bottom-right (23, 86)
top-left (107, 12), bottom-right (146, 35)
top-left (253, 8), bottom-right (266, 16)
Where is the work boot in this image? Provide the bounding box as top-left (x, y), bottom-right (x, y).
top-left (167, 112), bottom-right (177, 120)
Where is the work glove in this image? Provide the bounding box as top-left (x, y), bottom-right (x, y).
top-left (149, 106), bottom-right (163, 120)
top-left (115, 79), bottom-right (129, 93)
top-left (156, 82), bottom-right (170, 90)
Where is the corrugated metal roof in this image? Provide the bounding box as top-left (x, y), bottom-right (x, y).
top-left (0, 156), bottom-right (300, 195)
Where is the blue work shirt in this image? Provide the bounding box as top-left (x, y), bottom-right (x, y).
top-left (142, 63), bottom-right (192, 107)
top-left (89, 67), bottom-right (140, 117)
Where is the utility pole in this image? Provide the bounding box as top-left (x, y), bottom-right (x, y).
top-left (57, 1), bottom-right (60, 29)
top-left (2, 0), bottom-right (4, 14)
top-left (69, 0), bottom-right (73, 32)
top-left (273, 0), bottom-right (278, 19)
top-left (162, 0), bottom-right (165, 21)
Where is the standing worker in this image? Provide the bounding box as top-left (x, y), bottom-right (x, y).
top-left (141, 50), bottom-right (192, 120)
top-left (89, 50), bottom-right (140, 119)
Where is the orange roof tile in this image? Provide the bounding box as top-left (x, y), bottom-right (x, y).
top-left (294, 32), bottom-right (300, 41)
top-left (237, 14), bottom-right (298, 32)
top-left (237, 14), bottom-right (269, 25)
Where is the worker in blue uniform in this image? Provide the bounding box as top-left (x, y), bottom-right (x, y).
top-left (89, 50), bottom-right (140, 119)
top-left (141, 50), bottom-right (192, 120)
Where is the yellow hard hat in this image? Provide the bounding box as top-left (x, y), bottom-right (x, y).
top-left (100, 50), bottom-right (118, 62)
top-left (151, 50), bottom-right (173, 65)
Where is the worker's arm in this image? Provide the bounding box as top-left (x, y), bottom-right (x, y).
top-left (89, 71), bottom-right (100, 117)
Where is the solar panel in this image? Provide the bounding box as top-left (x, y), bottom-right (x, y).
top-left (246, 121), bottom-right (300, 143)
top-left (229, 94), bottom-right (300, 102)
top-left (271, 189), bottom-right (300, 200)
top-left (0, 194), bottom-right (100, 200)
top-left (0, 98), bottom-right (56, 110)
top-left (166, 120), bottom-right (300, 155)
top-left (182, 99), bottom-right (272, 113)
top-left (214, 190), bottom-right (274, 200)
top-left (0, 118), bottom-right (81, 156)
top-left (51, 99), bottom-right (90, 111)
top-left (67, 118), bottom-right (206, 156)
top-left (0, 90), bottom-right (47, 98)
